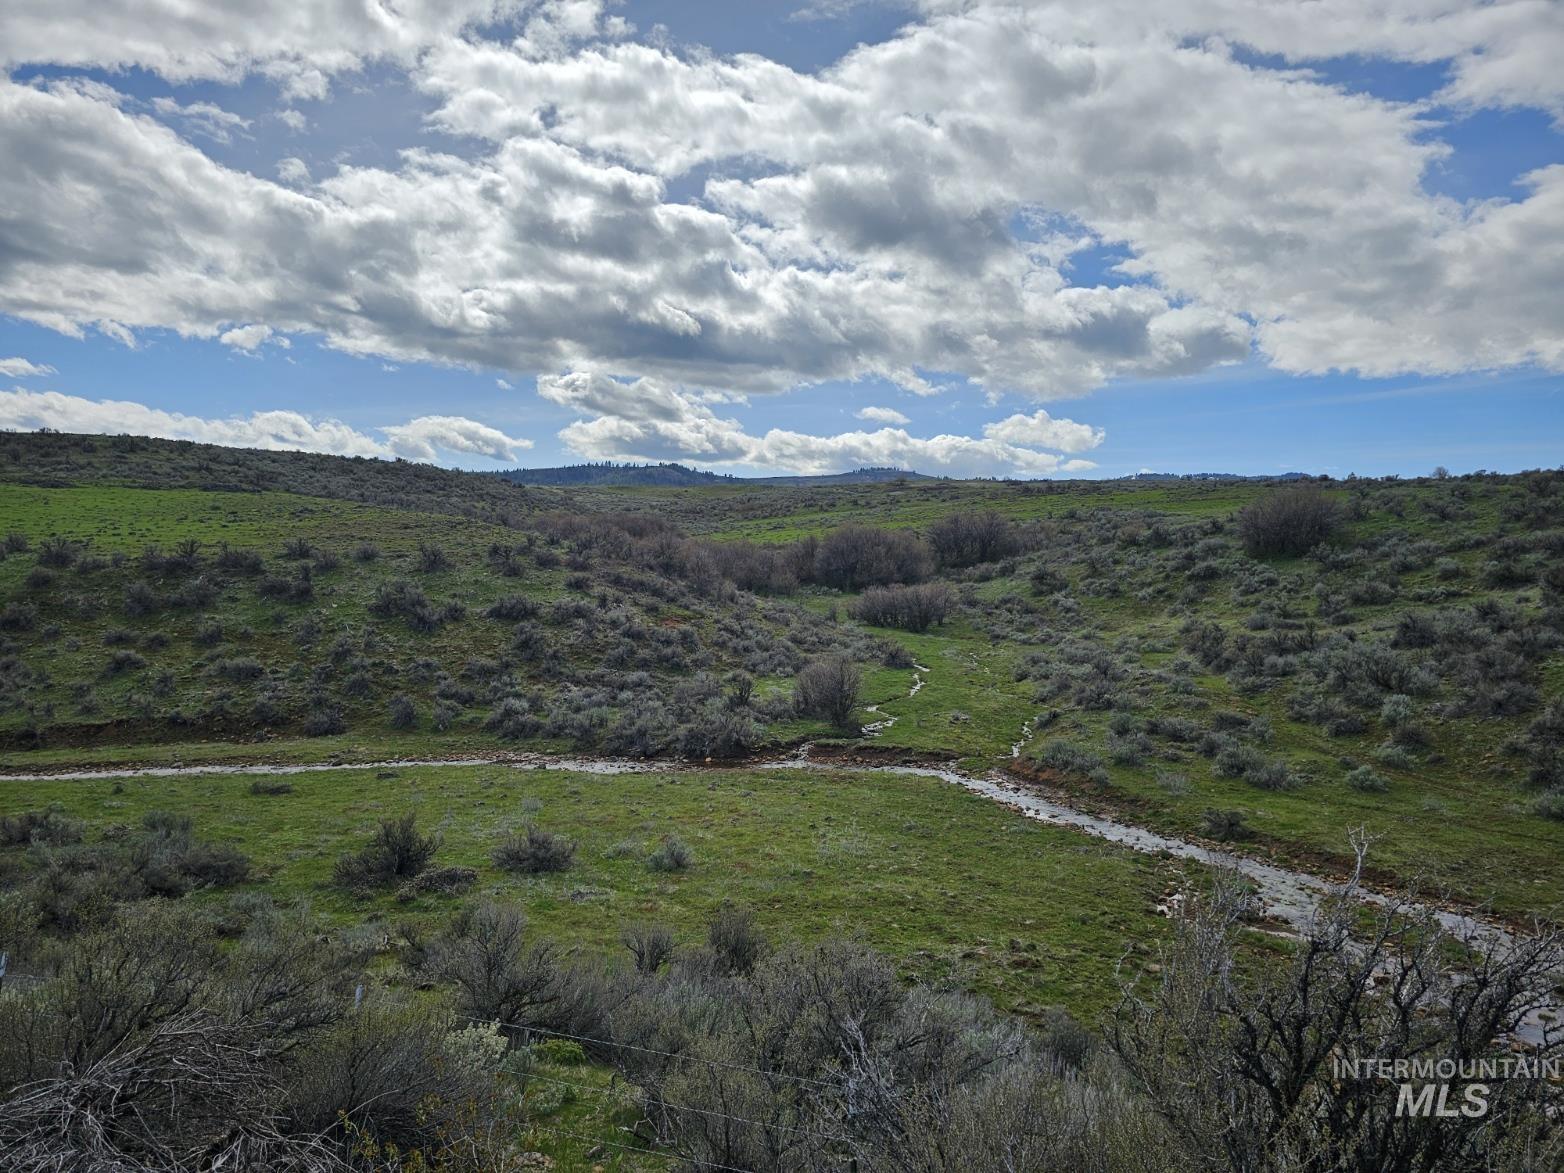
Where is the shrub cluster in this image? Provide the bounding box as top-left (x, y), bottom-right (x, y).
top-left (849, 582), bottom-right (955, 632)
top-left (814, 525), bottom-right (932, 590)
top-left (927, 510), bottom-right (1022, 568)
top-left (1237, 486), bottom-right (1341, 557)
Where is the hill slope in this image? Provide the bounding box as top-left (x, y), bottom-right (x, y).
top-left (1, 431), bottom-right (539, 524)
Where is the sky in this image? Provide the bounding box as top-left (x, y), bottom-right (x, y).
top-left (0, 0), bottom-right (1560, 479)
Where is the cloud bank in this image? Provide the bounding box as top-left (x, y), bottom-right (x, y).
top-left (0, 389), bottom-right (533, 463)
top-left (540, 370), bottom-right (1100, 476)
top-left (0, 0), bottom-right (1560, 473)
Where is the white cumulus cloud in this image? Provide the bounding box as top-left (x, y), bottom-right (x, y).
top-left (982, 409), bottom-right (1104, 454)
top-left (0, 0), bottom-right (548, 98)
top-left (381, 414), bottom-right (534, 461)
top-left (149, 97), bottom-right (250, 143)
top-left (275, 157), bottom-right (311, 185)
top-left (0, 357), bottom-right (55, 377)
top-left (218, 324), bottom-right (275, 351)
top-left (0, 0), bottom-right (1559, 432)
top-left (542, 370), bottom-right (1099, 476)
top-left (0, 388), bottom-right (531, 462)
top-left (856, 405), bottom-right (911, 425)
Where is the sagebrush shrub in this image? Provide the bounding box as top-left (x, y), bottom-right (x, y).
top-left (0, 807), bottom-right (83, 846)
top-left (1036, 739), bottom-right (1105, 777)
top-left (388, 694), bottom-right (417, 730)
top-left (0, 602), bottom-right (38, 632)
top-left (1200, 808), bottom-right (1253, 840)
top-left (1346, 765), bottom-right (1389, 793)
top-left (334, 813), bottom-right (438, 888)
top-left (647, 834), bottom-right (694, 872)
top-left (485, 594), bottom-right (540, 621)
top-left (493, 825), bottom-right (576, 874)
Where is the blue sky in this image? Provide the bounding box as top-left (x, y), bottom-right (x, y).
top-left (1, 0), bottom-right (1561, 478)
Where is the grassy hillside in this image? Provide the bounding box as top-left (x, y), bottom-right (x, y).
top-left (0, 480), bottom-right (880, 754)
top-left (2, 436), bottom-right (1561, 1170)
top-left (1, 439), bottom-right (1561, 920)
top-left (0, 430), bottom-right (542, 524)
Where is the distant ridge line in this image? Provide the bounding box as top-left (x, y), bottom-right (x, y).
top-left (488, 462), bottom-right (941, 487)
top-left (487, 462), bottom-right (1318, 487)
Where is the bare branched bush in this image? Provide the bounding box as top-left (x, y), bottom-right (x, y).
top-left (416, 542), bottom-right (451, 572)
top-left (1237, 487), bottom-right (1341, 557)
top-left (849, 582), bottom-right (955, 632)
top-left (622, 923), bottom-right (676, 974)
top-left (368, 578), bottom-right (442, 632)
top-left (706, 902), bottom-right (767, 976)
top-left (927, 510), bottom-right (1022, 568)
top-left (794, 655), bottom-right (863, 730)
top-left (1111, 859), bottom-right (1562, 1172)
top-left (424, 899), bottom-right (564, 1028)
top-left (815, 525), bottom-right (932, 590)
top-left (484, 593), bottom-right (540, 621)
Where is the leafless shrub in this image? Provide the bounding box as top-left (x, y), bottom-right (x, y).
top-left (416, 542), bottom-right (451, 572)
top-left (794, 655), bottom-right (862, 730)
top-left (215, 544), bottom-right (266, 573)
top-left (396, 865), bottom-right (478, 900)
top-left (35, 535), bottom-right (80, 569)
top-left (1111, 858), bottom-right (1562, 1172)
top-left (849, 582), bottom-right (955, 632)
top-left (707, 902), bottom-right (767, 976)
top-left (424, 899), bottom-right (563, 1028)
top-left (368, 578), bottom-right (441, 632)
top-left (622, 923), bottom-right (676, 974)
top-left (1237, 487), bottom-right (1341, 557)
top-left (815, 525), bottom-right (932, 590)
top-left (928, 510), bottom-right (1021, 568)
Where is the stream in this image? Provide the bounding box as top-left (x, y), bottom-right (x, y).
top-left (2, 664), bottom-right (1556, 1042)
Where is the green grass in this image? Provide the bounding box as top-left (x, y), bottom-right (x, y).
top-left (519, 1052), bottom-right (662, 1171)
top-left (850, 621), bottom-right (1038, 761)
top-left (0, 762), bottom-right (1181, 1022)
top-left (664, 478), bottom-right (1274, 542)
top-left (4, 468), bottom-right (1560, 926)
top-left (0, 483), bottom-right (513, 553)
